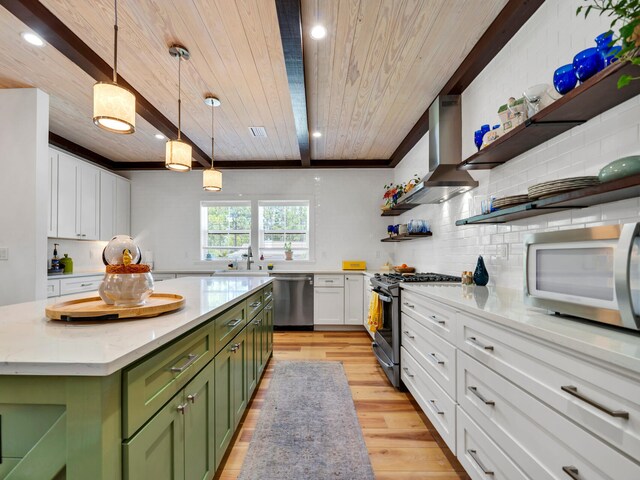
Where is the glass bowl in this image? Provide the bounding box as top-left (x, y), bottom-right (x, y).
top-left (99, 272), bottom-right (154, 307)
top-left (553, 64), bottom-right (578, 95)
top-left (573, 47), bottom-right (604, 82)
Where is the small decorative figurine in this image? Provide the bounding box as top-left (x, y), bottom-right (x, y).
top-left (473, 255), bottom-right (489, 286)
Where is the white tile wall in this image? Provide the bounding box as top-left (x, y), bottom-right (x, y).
top-left (393, 0), bottom-right (640, 287)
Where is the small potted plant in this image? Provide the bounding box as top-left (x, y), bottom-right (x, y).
top-left (284, 242), bottom-right (293, 261)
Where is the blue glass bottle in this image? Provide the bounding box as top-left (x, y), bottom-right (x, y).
top-left (474, 130), bottom-right (484, 151)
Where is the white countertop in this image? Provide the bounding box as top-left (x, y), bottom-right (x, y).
top-left (0, 276), bottom-right (273, 377)
top-left (401, 283), bottom-right (640, 373)
top-left (47, 270), bottom-right (105, 280)
top-left (48, 269), bottom-right (382, 280)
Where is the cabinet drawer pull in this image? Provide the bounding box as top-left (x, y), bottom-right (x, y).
top-left (249, 301), bottom-right (261, 308)
top-left (325, 279), bottom-right (334, 283)
top-left (187, 393), bottom-right (198, 404)
top-left (467, 449), bottom-right (494, 476)
top-left (402, 367), bottom-right (414, 378)
top-left (428, 352), bottom-right (444, 365)
top-left (81, 234), bottom-right (87, 237)
top-left (177, 403), bottom-right (188, 414)
top-left (230, 343), bottom-right (240, 353)
top-left (468, 336), bottom-right (494, 351)
top-left (402, 330), bottom-right (415, 339)
top-left (429, 314), bottom-right (445, 324)
top-left (226, 318), bottom-right (243, 328)
top-left (170, 353), bottom-right (199, 373)
top-left (561, 385), bottom-right (629, 419)
top-left (80, 283), bottom-right (93, 287)
top-left (468, 386), bottom-right (495, 406)
top-left (264, 306), bottom-right (273, 311)
top-left (253, 319), bottom-right (262, 325)
top-left (428, 399), bottom-right (444, 415)
top-left (562, 466), bottom-right (580, 480)
top-left (403, 302), bottom-right (415, 308)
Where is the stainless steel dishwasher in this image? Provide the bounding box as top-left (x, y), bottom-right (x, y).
top-left (270, 273), bottom-right (314, 329)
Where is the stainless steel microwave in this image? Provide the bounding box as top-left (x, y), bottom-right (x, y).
top-left (524, 223), bottom-right (640, 330)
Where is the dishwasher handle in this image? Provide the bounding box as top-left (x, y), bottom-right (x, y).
top-left (273, 276), bottom-right (313, 282)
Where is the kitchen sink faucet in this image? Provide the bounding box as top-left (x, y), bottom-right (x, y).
top-left (246, 245), bottom-right (254, 270)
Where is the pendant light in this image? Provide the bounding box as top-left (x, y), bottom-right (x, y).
top-left (165, 45), bottom-right (193, 172)
top-left (203, 96), bottom-right (222, 191)
top-left (93, 0), bottom-right (136, 134)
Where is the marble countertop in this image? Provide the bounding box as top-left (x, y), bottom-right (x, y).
top-left (48, 269), bottom-right (382, 280)
top-left (401, 283), bottom-right (640, 373)
top-left (0, 276), bottom-right (273, 377)
top-left (47, 270), bottom-right (105, 280)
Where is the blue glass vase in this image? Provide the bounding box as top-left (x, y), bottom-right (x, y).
top-left (474, 130), bottom-right (484, 151)
top-left (573, 47), bottom-right (604, 82)
top-left (595, 31), bottom-right (614, 56)
top-left (553, 64), bottom-right (578, 95)
top-left (473, 255), bottom-right (489, 286)
top-left (605, 46), bottom-right (621, 66)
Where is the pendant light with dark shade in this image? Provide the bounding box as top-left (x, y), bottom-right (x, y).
top-left (93, 0), bottom-right (136, 134)
top-left (165, 45), bottom-right (193, 172)
top-left (203, 96), bottom-right (222, 191)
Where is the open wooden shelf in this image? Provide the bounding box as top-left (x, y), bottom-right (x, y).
top-left (381, 232), bottom-right (433, 242)
top-left (457, 61), bottom-right (640, 171)
top-left (455, 174), bottom-right (640, 225)
top-left (380, 203), bottom-right (419, 216)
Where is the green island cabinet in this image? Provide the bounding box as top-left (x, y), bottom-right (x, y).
top-left (0, 282), bottom-right (273, 480)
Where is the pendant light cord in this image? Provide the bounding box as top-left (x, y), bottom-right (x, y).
top-left (210, 102), bottom-right (215, 169)
top-left (113, 0), bottom-right (118, 83)
top-left (177, 56), bottom-right (182, 140)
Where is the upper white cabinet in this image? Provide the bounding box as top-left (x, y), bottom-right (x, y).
top-left (344, 275), bottom-right (364, 325)
top-left (50, 147), bottom-right (130, 240)
top-left (100, 172), bottom-right (131, 240)
top-left (47, 148), bottom-right (58, 237)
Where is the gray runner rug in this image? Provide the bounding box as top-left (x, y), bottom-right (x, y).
top-left (238, 361), bottom-right (375, 480)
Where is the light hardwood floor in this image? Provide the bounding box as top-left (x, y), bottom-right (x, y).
top-left (215, 330), bottom-right (470, 480)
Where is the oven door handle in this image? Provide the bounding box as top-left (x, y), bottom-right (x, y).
top-left (614, 222), bottom-right (640, 329)
top-left (372, 342), bottom-right (394, 368)
top-left (372, 289), bottom-right (393, 303)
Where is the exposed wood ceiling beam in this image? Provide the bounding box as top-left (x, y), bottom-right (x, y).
top-left (275, 0), bottom-right (310, 167)
top-left (49, 133), bottom-right (117, 170)
top-left (387, 0), bottom-right (545, 168)
top-left (2, 0), bottom-right (210, 169)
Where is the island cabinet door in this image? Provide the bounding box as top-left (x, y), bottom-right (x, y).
top-left (123, 392), bottom-right (185, 480)
top-left (245, 315), bottom-right (259, 399)
top-left (214, 345), bottom-right (234, 469)
top-left (184, 360), bottom-right (215, 480)
top-left (263, 301), bottom-right (273, 363)
top-left (232, 329), bottom-right (248, 428)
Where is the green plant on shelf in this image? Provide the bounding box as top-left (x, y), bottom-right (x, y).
top-left (284, 241), bottom-right (293, 253)
top-left (577, 0), bottom-right (640, 87)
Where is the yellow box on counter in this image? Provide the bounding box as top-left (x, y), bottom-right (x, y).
top-left (342, 261), bottom-right (366, 271)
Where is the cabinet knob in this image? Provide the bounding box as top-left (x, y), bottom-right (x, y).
top-left (176, 403), bottom-right (188, 414)
top-left (187, 393), bottom-right (198, 404)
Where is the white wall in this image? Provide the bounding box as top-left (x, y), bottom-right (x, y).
top-left (0, 89), bottom-right (49, 305)
top-left (128, 168), bottom-right (393, 271)
top-left (393, 0), bottom-right (640, 288)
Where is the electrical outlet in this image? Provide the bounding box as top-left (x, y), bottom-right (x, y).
top-left (0, 247), bottom-right (8, 260)
top-left (496, 244), bottom-right (509, 259)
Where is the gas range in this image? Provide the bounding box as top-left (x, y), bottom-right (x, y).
top-left (372, 272), bottom-right (461, 289)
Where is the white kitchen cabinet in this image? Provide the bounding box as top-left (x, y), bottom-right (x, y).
top-left (46, 279), bottom-right (60, 298)
top-left (314, 274), bottom-right (344, 287)
top-left (48, 148), bottom-right (58, 237)
top-left (59, 275), bottom-right (103, 296)
top-left (313, 287), bottom-right (345, 325)
top-left (344, 275), bottom-right (363, 325)
top-left (56, 151), bottom-right (100, 240)
top-left (100, 172), bottom-right (131, 240)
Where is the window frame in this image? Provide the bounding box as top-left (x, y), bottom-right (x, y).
top-left (258, 199), bottom-right (312, 261)
top-left (200, 200), bottom-right (252, 261)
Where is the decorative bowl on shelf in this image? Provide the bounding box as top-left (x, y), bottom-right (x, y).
top-left (598, 156), bottom-right (640, 183)
top-left (573, 47), bottom-right (604, 82)
top-left (553, 64), bottom-right (578, 94)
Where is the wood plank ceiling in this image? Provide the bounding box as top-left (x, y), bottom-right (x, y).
top-left (302, 0), bottom-right (508, 161)
top-left (0, 0), bottom-right (513, 168)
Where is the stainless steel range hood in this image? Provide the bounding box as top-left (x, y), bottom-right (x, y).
top-left (398, 95), bottom-right (478, 205)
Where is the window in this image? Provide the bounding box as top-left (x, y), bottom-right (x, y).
top-left (259, 200), bottom-right (310, 260)
top-left (200, 201), bottom-right (251, 260)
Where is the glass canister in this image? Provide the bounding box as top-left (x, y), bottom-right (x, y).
top-left (99, 267), bottom-right (154, 307)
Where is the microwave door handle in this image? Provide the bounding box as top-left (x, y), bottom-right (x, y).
top-left (614, 222), bottom-right (640, 330)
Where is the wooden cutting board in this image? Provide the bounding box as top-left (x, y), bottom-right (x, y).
top-left (46, 293), bottom-right (185, 321)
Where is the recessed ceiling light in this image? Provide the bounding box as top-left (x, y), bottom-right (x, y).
top-left (154, 133), bottom-right (165, 140)
top-left (21, 32), bottom-right (44, 47)
top-left (310, 25), bottom-right (327, 40)
top-left (312, 131), bottom-right (322, 138)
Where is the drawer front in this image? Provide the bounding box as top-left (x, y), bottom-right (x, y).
top-left (458, 353), bottom-right (640, 480)
top-left (401, 347), bottom-right (456, 452)
top-left (246, 290), bottom-right (264, 320)
top-left (400, 289), bottom-right (455, 344)
top-left (214, 302), bottom-right (247, 353)
top-left (263, 283), bottom-right (273, 304)
top-left (152, 273), bottom-right (177, 282)
top-left (59, 275), bottom-right (103, 295)
top-left (314, 274), bottom-right (344, 287)
top-left (457, 407), bottom-right (528, 480)
top-left (47, 280), bottom-right (60, 297)
top-left (457, 312), bottom-right (640, 459)
top-left (402, 311), bottom-right (456, 399)
top-left (123, 322), bottom-right (215, 438)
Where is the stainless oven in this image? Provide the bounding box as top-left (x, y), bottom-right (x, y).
top-left (524, 222), bottom-right (640, 330)
top-left (371, 283), bottom-right (401, 387)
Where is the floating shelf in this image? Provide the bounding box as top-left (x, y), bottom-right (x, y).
top-left (455, 174), bottom-right (640, 225)
top-left (381, 232), bottom-right (433, 242)
top-left (457, 61), bottom-right (640, 171)
top-left (380, 203), bottom-right (419, 216)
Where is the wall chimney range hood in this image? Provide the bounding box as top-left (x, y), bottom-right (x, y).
top-left (398, 95), bottom-right (478, 205)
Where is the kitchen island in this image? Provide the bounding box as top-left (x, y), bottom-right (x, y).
top-left (0, 276), bottom-right (274, 480)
